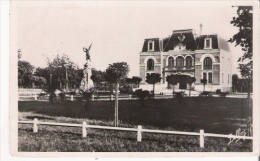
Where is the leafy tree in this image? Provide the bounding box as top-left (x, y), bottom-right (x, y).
top-left (18, 60), bottom-right (34, 87)
top-left (125, 77), bottom-right (133, 84)
top-left (46, 54), bottom-right (80, 91)
top-left (228, 6), bottom-right (253, 133)
top-left (232, 74), bottom-right (239, 93)
top-left (105, 70), bottom-right (116, 98)
top-left (90, 71), bottom-right (101, 87)
top-left (200, 78), bottom-right (207, 91)
top-left (166, 74), bottom-right (180, 98)
top-left (105, 62), bottom-right (130, 127)
top-left (90, 69), bottom-right (106, 89)
top-left (29, 75), bottom-right (47, 88)
top-left (187, 76), bottom-right (196, 96)
top-left (229, 6), bottom-right (252, 62)
top-left (134, 89), bottom-right (150, 107)
top-left (145, 73), bottom-right (162, 99)
top-left (228, 6), bottom-right (252, 99)
top-left (132, 76), bottom-right (142, 88)
top-left (125, 77), bottom-right (133, 91)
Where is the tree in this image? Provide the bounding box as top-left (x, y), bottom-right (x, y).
top-left (125, 77), bottom-right (133, 91)
top-left (237, 78), bottom-right (246, 93)
top-left (200, 78), bottom-right (207, 91)
top-left (18, 60), bottom-right (34, 87)
top-left (105, 70), bottom-right (116, 99)
top-left (232, 74), bottom-right (239, 93)
top-left (229, 6), bottom-right (252, 62)
top-left (228, 6), bottom-right (252, 99)
top-left (132, 76), bottom-right (142, 88)
top-left (228, 6), bottom-right (253, 134)
top-left (29, 75), bottom-right (47, 88)
top-left (134, 89), bottom-right (150, 107)
top-left (187, 76), bottom-right (196, 96)
top-left (90, 69), bottom-right (102, 88)
top-left (145, 73), bottom-right (162, 99)
top-left (105, 62), bottom-right (130, 127)
top-left (46, 54), bottom-right (79, 91)
top-left (166, 74), bottom-right (179, 98)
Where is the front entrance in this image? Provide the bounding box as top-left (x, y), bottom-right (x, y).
top-left (166, 74), bottom-right (190, 90)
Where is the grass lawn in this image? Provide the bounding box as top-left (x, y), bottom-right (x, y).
top-left (18, 97), bottom-right (252, 152)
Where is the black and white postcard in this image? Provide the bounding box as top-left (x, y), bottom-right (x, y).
top-left (3, 0), bottom-right (259, 159)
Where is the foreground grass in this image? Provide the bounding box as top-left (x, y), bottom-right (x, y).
top-left (18, 125), bottom-right (252, 152)
top-left (18, 98), bottom-right (252, 152)
top-left (19, 98), bottom-right (249, 134)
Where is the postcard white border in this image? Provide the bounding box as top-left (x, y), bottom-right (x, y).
top-left (5, 0), bottom-right (260, 159)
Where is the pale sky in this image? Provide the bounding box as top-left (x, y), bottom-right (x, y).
top-left (13, 1), bottom-right (249, 77)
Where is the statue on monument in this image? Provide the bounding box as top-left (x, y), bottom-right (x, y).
top-left (83, 43), bottom-right (92, 62)
top-left (80, 44), bottom-right (94, 92)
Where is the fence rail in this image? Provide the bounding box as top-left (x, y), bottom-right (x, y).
top-left (18, 94), bottom-right (135, 101)
top-left (18, 119), bottom-right (253, 148)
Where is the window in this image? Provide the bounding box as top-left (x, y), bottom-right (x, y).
top-left (148, 40), bottom-right (154, 51)
top-left (208, 73), bottom-right (212, 83)
top-left (204, 38), bottom-right (212, 49)
top-left (202, 72), bottom-right (212, 83)
top-left (176, 56), bottom-right (184, 67)
top-left (147, 59), bottom-right (154, 71)
top-left (186, 56), bottom-right (192, 67)
top-left (203, 57), bottom-right (212, 70)
top-left (222, 73), bottom-right (224, 83)
top-left (203, 73), bottom-right (207, 80)
top-left (168, 57), bottom-right (174, 67)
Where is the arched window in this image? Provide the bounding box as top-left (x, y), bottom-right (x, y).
top-left (204, 57), bottom-right (212, 70)
top-left (176, 56), bottom-right (184, 67)
top-left (186, 56), bottom-right (193, 67)
top-left (168, 57), bottom-right (174, 67)
top-left (147, 59), bottom-right (154, 71)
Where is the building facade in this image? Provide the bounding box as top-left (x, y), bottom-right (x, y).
top-left (139, 29), bottom-right (232, 92)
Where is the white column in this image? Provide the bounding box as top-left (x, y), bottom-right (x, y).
top-left (200, 129), bottom-right (204, 148)
top-left (33, 118), bottom-right (38, 133)
top-left (82, 121), bottom-right (87, 138)
top-left (137, 125), bottom-right (142, 142)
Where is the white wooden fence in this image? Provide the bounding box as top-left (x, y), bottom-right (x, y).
top-left (18, 94), bottom-right (135, 101)
top-left (18, 118), bottom-right (253, 148)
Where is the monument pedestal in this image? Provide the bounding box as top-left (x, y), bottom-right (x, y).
top-left (80, 61), bottom-right (93, 92)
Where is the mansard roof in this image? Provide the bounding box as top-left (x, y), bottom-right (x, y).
top-left (141, 30), bottom-right (230, 52)
top-left (196, 35), bottom-right (230, 52)
top-left (141, 38), bottom-right (161, 52)
top-left (162, 30), bottom-right (197, 52)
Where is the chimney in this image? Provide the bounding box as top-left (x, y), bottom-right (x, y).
top-left (200, 23), bottom-right (203, 35)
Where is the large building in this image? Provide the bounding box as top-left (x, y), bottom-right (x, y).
top-left (139, 29), bottom-right (232, 93)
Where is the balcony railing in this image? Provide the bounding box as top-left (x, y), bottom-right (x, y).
top-left (164, 66), bottom-right (194, 71)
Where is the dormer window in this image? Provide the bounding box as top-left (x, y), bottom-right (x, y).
top-left (204, 38), bottom-right (212, 49)
top-left (148, 40), bottom-right (154, 51)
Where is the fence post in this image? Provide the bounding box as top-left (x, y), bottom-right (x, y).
top-left (71, 95), bottom-right (73, 101)
top-left (111, 95), bottom-right (113, 100)
top-left (33, 118), bottom-right (38, 133)
top-left (82, 121), bottom-right (87, 138)
top-left (200, 129), bottom-right (204, 148)
top-left (91, 95), bottom-right (94, 101)
top-left (129, 95), bottom-right (131, 99)
top-left (34, 94), bottom-right (37, 100)
top-left (137, 125), bottom-right (142, 142)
